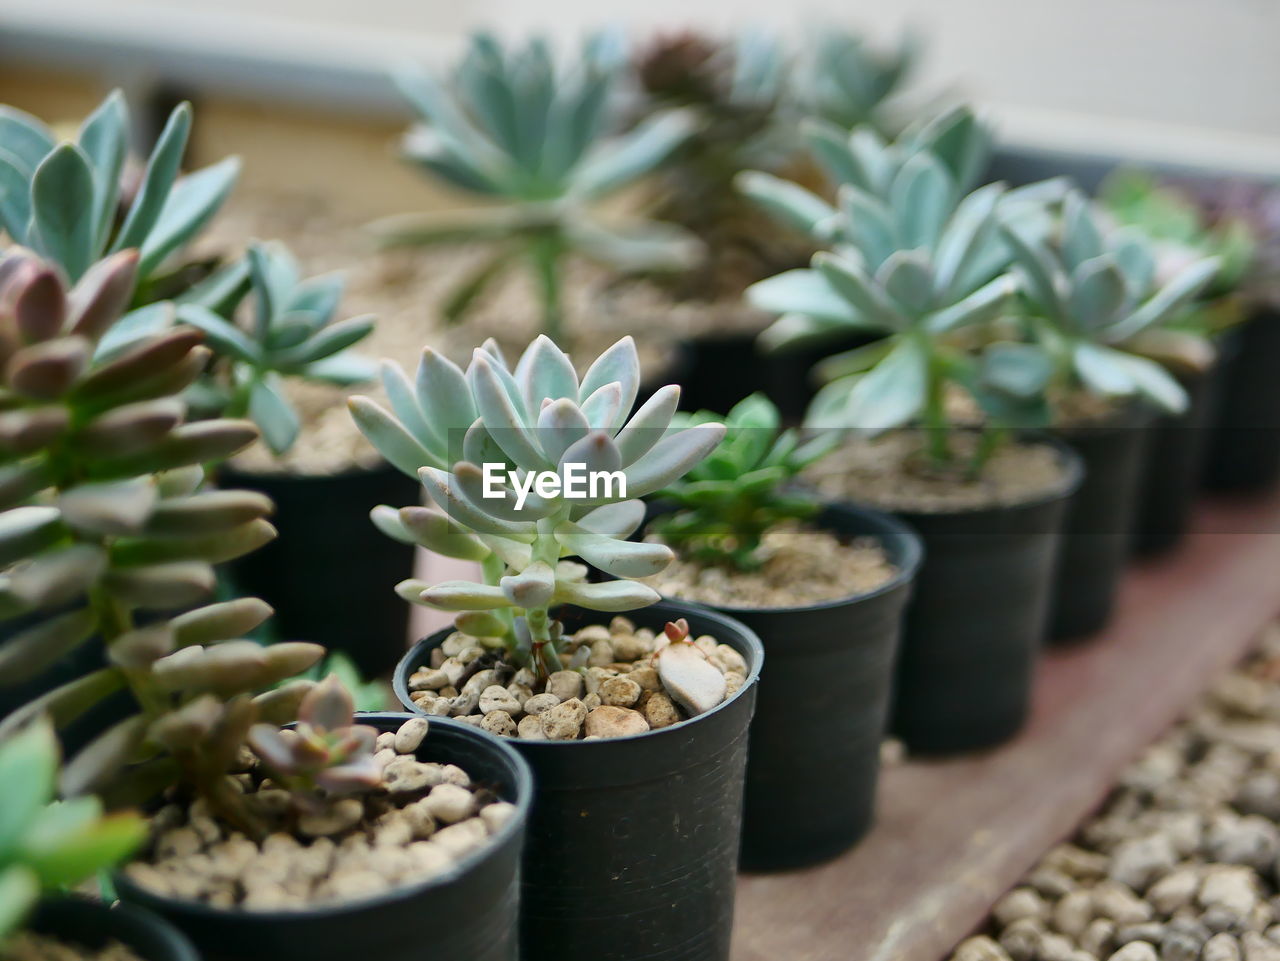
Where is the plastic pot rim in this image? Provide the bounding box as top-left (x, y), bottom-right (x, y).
top-left (114, 713), bottom-right (532, 925)
top-left (394, 601), bottom-right (764, 751)
top-left (651, 501), bottom-right (924, 618)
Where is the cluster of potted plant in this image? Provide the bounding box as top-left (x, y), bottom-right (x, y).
top-left (2, 19), bottom-right (1277, 961)
top-left (0, 141), bottom-right (533, 960)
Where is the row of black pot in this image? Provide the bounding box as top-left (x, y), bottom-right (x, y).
top-left (216, 308), bottom-right (1280, 684)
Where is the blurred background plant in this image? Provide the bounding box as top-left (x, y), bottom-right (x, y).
top-left (176, 241), bottom-right (377, 456)
top-left (371, 32), bottom-right (702, 344)
top-left (789, 25), bottom-right (923, 135)
top-left (0, 719), bottom-right (145, 948)
top-left (629, 29), bottom-right (804, 298)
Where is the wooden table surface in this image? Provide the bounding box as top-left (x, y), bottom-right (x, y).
top-left (732, 492), bottom-right (1280, 961)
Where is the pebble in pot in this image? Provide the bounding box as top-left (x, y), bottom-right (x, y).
top-left (353, 334), bottom-right (763, 961)
top-left (117, 681), bottom-right (531, 961)
top-left (640, 393), bottom-right (923, 870)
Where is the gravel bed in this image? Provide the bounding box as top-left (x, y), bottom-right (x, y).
top-left (951, 623), bottom-right (1280, 961)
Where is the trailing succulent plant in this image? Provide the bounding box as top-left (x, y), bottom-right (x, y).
top-left (248, 674), bottom-right (381, 807)
top-left (790, 25), bottom-right (921, 134)
top-left (350, 334), bottom-right (724, 678)
top-left (374, 32), bottom-right (701, 341)
top-left (631, 29), bottom-right (799, 295)
top-left (739, 105), bottom-right (998, 245)
top-left (650, 393), bottom-right (838, 572)
top-left (746, 160), bottom-right (1048, 467)
top-left (176, 241), bottom-right (376, 455)
top-left (0, 248), bottom-right (324, 835)
top-left (0, 720), bottom-right (146, 946)
top-left (0, 92), bottom-right (239, 301)
top-left (1001, 188), bottom-right (1221, 412)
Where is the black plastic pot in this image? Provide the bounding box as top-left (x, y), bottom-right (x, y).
top-left (221, 463), bottom-right (419, 677)
top-left (674, 331), bottom-right (770, 414)
top-left (652, 504), bottom-right (921, 872)
top-left (1204, 308), bottom-right (1280, 491)
top-left (117, 714), bottom-right (531, 961)
top-left (876, 442), bottom-right (1081, 755)
top-left (25, 896), bottom-right (199, 961)
top-left (1048, 408), bottom-right (1152, 641)
top-left (394, 601), bottom-right (763, 961)
top-left (1131, 358), bottom-right (1222, 555)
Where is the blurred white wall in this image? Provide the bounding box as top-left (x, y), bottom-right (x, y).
top-left (3, 0), bottom-right (1279, 170)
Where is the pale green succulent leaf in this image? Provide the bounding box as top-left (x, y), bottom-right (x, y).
top-left (614, 384), bottom-right (680, 465)
top-left (746, 268), bottom-right (863, 326)
top-left (552, 578), bottom-right (660, 612)
top-left (515, 334), bottom-right (578, 410)
top-left (420, 580), bottom-right (511, 611)
top-left (0, 105), bottom-right (56, 175)
top-left (572, 499), bottom-right (646, 539)
top-left (0, 720), bottom-right (58, 859)
top-left (574, 107), bottom-right (696, 199)
top-left (138, 156), bottom-right (241, 277)
top-left (500, 560), bottom-right (555, 608)
top-left (111, 103), bottom-right (192, 255)
top-left (248, 376), bottom-right (300, 455)
top-left (1069, 255), bottom-right (1129, 333)
top-left (925, 274), bottom-right (1015, 334)
top-left (736, 170), bottom-right (837, 239)
top-left (622, 423), bottom-right (726, 499)
top-left (76, 90), bottom-right (128, 252)
top-left (0, 151), bottom-right (33, 241)
top-left (349, 396), bottom-right (440, 477)
top-left (30, 143), bottom-right (97, 281)
top-left (396, 505), bottom-right (492, 560)
top-left (555, 522), bottom-right (672, 579)
top-left (0, 865), bottom-right (39, 942)
top-left (577, 336), bottom-right (640, 431)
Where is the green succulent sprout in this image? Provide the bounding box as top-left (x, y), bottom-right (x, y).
top-left (0, 249), bottom-right (323, 836)
top-left (0, 91), bottom-right (239, 295)
top-left (176, 241), bottom-right (376, 455)
top-left (632, 29), bottom-right (796, 295)
top-left (372, 32), bottom-right (701, 342)
top-left (1001, 188), bottom-right (1221, 414)
top-left (0, 719), bottom-right (146, 946)
top-left (651, 393), bottom-right (838, 571)
top-left (248, 674), bottom-right (381, 804)
top-left (746, 158), bottom-right (1048, 467)
top-left (738, 105), bottom-right (998, 245)
top-left (350, 334), bottom-right (725, 678)
top-left (791, 25), bottom-right (921, 133)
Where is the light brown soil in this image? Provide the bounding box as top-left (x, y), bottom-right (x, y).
top-left (646, 525), bottom-right (896, 608)
top-left (805, 431), bottom-right (1070, 513)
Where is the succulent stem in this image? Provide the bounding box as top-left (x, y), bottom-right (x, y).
top-left (530, 233), bottom-right (565, 346)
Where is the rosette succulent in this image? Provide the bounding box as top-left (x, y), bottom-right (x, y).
top-left (632, 29), bottom-right (796, 295)
top-left (651, 393), bottom-right (838, 571)
top-left (791, 25), bottom-right (920, 133)
top-left (373, 32), bottom-right (700, 340)
top-left (351, 334), bottom-right (724, 678)
top-left (248, 674), bottom-right (381, 803)
top-left (0, 249), bottom-right (322, 834)
top-left (0, 92), bottom-right (238, 296)
top-left (746, 163), bottom-right (1046, 465)
top-left (1001, 188), bottom-right (1221, 413)
top-left (738, 105), bottom-right (998, 246)
top-left (0, 720), bottom-right (146, 946)
top-left (177, 241), bottom-right (376, 455)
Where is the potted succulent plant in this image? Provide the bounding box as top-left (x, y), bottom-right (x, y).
top-left (744, 152), bottom-right (1082, 754)
top-left (789, 24), bottom-right (923, 135)
top-left (372, 31), bottom-right (700, 352)
top-left (738, 104), bottom-right (1002, 417)
top-left (0, 719), bottom-right (198, 961)
top-left (1193, 179), bottom-right (1280, 491)
top-left (1000, 188), bottom-right (1219, 636)
top-left (618, 29), bottom-right (811, 413)
top-left (0, 250), bottom-right (531, 961)
top-left (1098, 169), bottom-right (1256, 551)
top-left (351, 334), bottom-right (764, 961)
top-left (643, 392), bottom-right (921, 869)
top-left (176, 242), bottom-right (415, 675)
